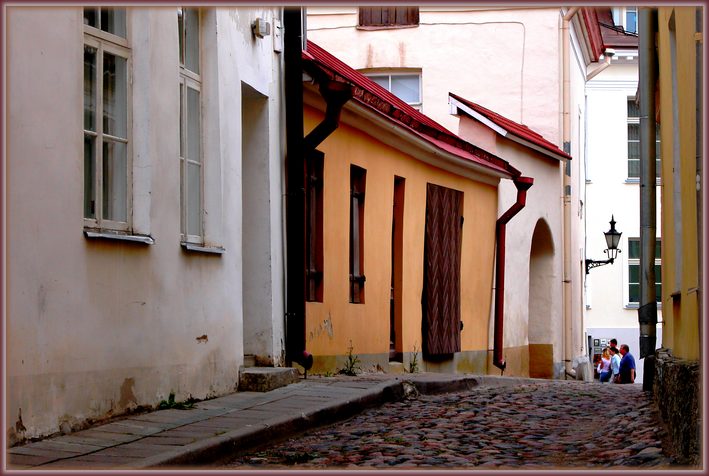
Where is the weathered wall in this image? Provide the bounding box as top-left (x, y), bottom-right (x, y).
top-left (6, 6), bottom-right (285, 441)
top-left (302, 100), bottom-right (500, 372)
top-left (653, 349), bottom-right (700, 465)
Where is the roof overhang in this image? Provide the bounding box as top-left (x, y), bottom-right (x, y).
top-left (449, 95), bottom-right (571, 163)
top-left (303, 84), bottom-right (512, 185)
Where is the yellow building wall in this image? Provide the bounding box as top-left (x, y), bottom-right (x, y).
top-left (303, 105), bottom-right (499, 366)
top-left (657, 7), bottom-right (701, 360)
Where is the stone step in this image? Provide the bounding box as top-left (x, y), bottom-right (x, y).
top-left (239, 367), bottom-right (300, 392)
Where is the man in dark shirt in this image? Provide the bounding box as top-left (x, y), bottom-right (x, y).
top-left (618, 344), bottom-right (636, 384)
top-left (609, 338), bottom-right (619, 354)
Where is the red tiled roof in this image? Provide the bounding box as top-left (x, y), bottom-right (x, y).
top-left (449, 92), bottom-right (572, 161)
top-left (302, 41), bottom-right (520, 179)
top-left (596, 7), bottom-right (639, 49)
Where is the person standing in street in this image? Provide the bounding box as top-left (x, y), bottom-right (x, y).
top-left (597, 347), bottom-right (612, 383)
top-left (618, 344), bottom-right (636, 384)
top-left (609, 338), bottom-right (619, 354)
top-left (609, 346), bottom-right (621, 383)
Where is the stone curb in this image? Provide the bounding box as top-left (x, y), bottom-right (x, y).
top-left (132, 376), bottom-right (512, 468)
top-left (133, 381), bottom-right (404, 468)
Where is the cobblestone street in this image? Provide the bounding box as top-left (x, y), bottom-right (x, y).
top-left (222, 380), bottom-right (676, 470)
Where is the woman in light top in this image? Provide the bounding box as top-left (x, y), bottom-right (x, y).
top-left (597, 347), bottom-right (612, 383)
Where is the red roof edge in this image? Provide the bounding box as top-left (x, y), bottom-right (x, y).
top-left (449, 92), bottom-right (572, 161)
top-left (302, 40), bottom-right (521, 179)
top-left (581, 7), bottom-right (605, 60)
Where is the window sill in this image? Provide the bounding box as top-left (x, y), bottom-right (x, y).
top-left (624, 303), bottom-right (663, 310)
top-left (356, 24), bottom-right (419, 31)
top-left (84, 230), bottom-right (155, 245)
top-left (625, 178), bottom-right (662, 185)
top-left (181, 242), bottom-right (225, 255)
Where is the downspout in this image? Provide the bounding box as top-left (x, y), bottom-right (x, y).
top-left (561, 7), bottom-right (578, 378)
top-left (493, 176), bottom-right (534, 372)
top-left (585, 49), bottom-right (614, 81)
top-left (638, 7), bottom-right (658, 390)
top-left (303, 80), bottom-right (353, 151)
top-left (283, 8), bottom-right (307, 367)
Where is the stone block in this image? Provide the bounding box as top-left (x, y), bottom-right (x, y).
top-left (239, 367), bottom-right (299, 392)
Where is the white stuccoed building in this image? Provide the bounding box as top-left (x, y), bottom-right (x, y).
top-left (5, 6), bottom-right (287, 441)
top-left (583, 11), bottom-right (663, 383)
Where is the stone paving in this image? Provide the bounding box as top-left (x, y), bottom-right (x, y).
top-left (223, 380), bottom-right (677, 470)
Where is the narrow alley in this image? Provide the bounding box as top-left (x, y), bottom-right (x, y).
top-left (221, 379), bottom-right (674, 470)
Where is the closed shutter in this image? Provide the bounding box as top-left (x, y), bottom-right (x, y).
top-left (422, 183), bottom-right (463, 356)
top-left (359, 7), bottom-right (419, 27)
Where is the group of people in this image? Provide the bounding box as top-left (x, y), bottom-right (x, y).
top-left (596, 338), bottom-right (637, 384)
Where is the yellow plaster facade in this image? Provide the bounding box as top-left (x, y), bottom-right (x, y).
top-left (656, 7), bottom-right (702, 361)
top-left (303, 103), bottom-right (501, 372)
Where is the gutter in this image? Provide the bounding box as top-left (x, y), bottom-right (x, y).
top-left (493, 176), bottom-right (534, 372)
top-left (561, 6), bottom-right (577, 378)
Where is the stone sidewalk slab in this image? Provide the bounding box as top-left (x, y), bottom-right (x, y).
top-left (6, 373), bottom-right (534, 470)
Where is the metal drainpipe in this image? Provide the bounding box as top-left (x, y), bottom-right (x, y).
top-left (283, 8), bottom-right (307, 367)
top-left (638, 7), bottom-right (658, 389)
top-left (561, 6), bottom-right (578, 378)
top-left (493, 176), bottom-right (534, 372)
top-left (303, 80), bottom-right (353, 151)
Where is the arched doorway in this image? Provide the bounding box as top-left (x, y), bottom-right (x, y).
top-left (528, 219), bottom-right (555, 378)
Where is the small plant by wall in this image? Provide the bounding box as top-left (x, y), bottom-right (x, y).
top-left (157, 392), bottom-right (197, 410)
top-left (338, 341), bottom-right (361, 376)
top-left (406, 343), bottom-right (420, 373)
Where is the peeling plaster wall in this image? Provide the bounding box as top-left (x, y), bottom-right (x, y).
top-left (6, 6), bottom-right (285, 441)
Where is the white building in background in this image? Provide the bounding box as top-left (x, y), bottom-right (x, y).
top-left (583, 10), bottom-right (662, 383)
top-left (306, 5), bottom-right (603, 379)
top-left (6, 6), bottom-right (286, 441)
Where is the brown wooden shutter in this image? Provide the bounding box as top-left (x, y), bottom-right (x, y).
top-left (359, 7), bottom-right (419, 27)
top-left (422, 183), bottom-right (463, 356)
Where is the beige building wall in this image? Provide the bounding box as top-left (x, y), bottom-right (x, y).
top-left (6, 6), bottom-right (286, 440)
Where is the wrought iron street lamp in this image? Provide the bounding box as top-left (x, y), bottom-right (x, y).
top-left (585, 215), bottom-right (622, 274)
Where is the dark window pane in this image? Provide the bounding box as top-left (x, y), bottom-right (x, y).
top-left (84, 46), bottom-right (96, 131)
top-left (628, 239), bottom-right (640, 258)
top-left (185, 8), bottom-right (200, 74)
top-left (628, 123), bottom-right (640, 141)
top-left (102, 140), bottom-right (128, 222)
top-left (629, 283), bottom-right (640, 303)
top-left (629, 264), bottom-right (640, 283)
top-left (178, 8), bottom-right (185, 65)
top-left (84, 135), bottom-right (95, 219)
top-left (84, 8), bottom-right (98, 28)
top-left (627, 99), bottom-right (639, 118)
top-left (628, 159), bottom-right (640, 178)
top-left (102, 52), bottom-right (127, 139)
top-left (101, 8), bottom-right (126, 37)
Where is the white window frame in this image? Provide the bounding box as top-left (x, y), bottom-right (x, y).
top-left (179, 7), bottom-right (204, 245)
top-left (363, 71), bottom-right (422, 110)
top-left (625, 237), bottom-right (662, 308)
top-left (83, 9), bottom-right (132, 233)
top-left (627, 97), bottom-right (661, 181)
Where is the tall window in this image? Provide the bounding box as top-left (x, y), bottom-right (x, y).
top-left (365, 72), bottom-right (422, 110)
top-left (349, 165), bottom-right (366, 304)
top-left (306, 150), bottom-right (324, 302)
top-left (83, 7), bottom-right (130, 230)
top-left (179, 8), bottom-right (203, 242)
top-left (627, 99), bottom-right (661, 179)
top-left (628, 238), bottom-right (662, 305)
top-left (358, 7), bottom-right (419, 28)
